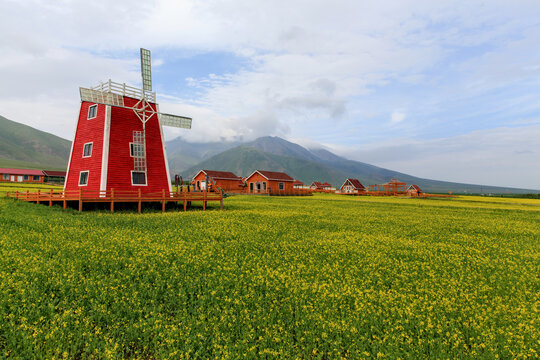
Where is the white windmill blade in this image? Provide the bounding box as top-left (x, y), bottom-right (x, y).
top-left (140, 48), bottom-right (152, 92)
top-left (79, 87), bottom-right (125, 107)
top-left (159, 113), bottom-right (192, 129)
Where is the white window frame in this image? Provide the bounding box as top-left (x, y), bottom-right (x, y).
top-left (2, 174), bottom-right (8, 180)
top-left (88, 104), bottom-right (98, 119)
top-left (262, 182), bottom-right (267, 191)
top-left (130, 142), bottom-right (145, 157)
top-left (279, 182), bottom-right (284, 190)
top-left (32, 175), bottom-right (40, 181)
top-left (24, 175), bottom-right (29, 181)
top-left (83, 142), bottom-right (93, 158)
top-left (79, 171), bottom-right (89, 186)
top-left (130, 171), bottom-right (147, 186)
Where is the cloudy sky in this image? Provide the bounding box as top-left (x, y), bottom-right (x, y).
top-left (1, 0), bottom-right (539, 189)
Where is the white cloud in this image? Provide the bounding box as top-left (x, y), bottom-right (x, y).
top-left (391, 111), bottom-right (406, 124)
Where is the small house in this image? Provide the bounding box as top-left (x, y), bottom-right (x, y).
top-left (192, 170), bottom-right (244, 192)
top-left (340, 178), bottom-right (366, 193)
top-left (0, 168), bottom-right (44, 183)
top-left (42, 170), bottom-right (67, 183)
top-left (407, 184), bottom-right (422, 197)
top-left (293, 180), bottom-right (305, 189)
top-left (245, 170), bottom-right (294, 193)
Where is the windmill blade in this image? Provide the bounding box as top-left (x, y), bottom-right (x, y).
top-left (80, 87), bottom-right (124, 107)
top-left (159, 113), bottom-right (192, 129)
top-left (140, 48), bottom-right (152, 92)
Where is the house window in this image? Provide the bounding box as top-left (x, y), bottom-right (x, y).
top-left (2, 174), bottom-right (8, 180)
top-left (33, 175), bottom-right (40, 181)
top-left (83, 142), bottom-right (93, 157)
top-left (132, 171), bottom-right (146, 185)
top-left (279, 182), bottom-right (284, 190)
top-left (24, 175), bottom-right (29, 181)
top-left (262, 182), bottom-right (267, 191)
top-left (88, 105), bottom-right (97, 119)
top-left (79, 171), bottom-right (89, 186)
top-left (249, 182), bottom-right (253, 191)
top-left (130, 143), bottom-right (145, 157)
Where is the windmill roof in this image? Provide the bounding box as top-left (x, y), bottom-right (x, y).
top-left (200, 170), bottom-right (242, 180)
top-left (0, 168), bottom-right (44, 176)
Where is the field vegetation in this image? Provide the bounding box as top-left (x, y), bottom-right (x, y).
top-left (0, 184), bottom-right (538, 359)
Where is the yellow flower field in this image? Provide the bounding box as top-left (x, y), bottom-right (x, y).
top-left (0, 188), bottom-right (538, 358)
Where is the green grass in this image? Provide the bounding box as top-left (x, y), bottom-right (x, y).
top-left (0, 188), bottom-right (538, 359)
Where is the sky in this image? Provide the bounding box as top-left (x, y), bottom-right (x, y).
top-left (1, 0), bottom-right (539, 189)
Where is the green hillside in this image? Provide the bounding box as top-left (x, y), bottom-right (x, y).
top-left (0, 115), bottom-right (70, 170)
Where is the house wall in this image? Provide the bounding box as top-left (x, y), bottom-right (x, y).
top-left (246, 172), bottom-right (294, 193)
top-left (0, 173), bottom-right (44, 183)
top-left (64, 102), bottom-right (107, 192)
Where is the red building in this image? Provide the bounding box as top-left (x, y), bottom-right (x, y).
top-left (0, 168), bottom-right (44, 183)
top-left (340, 178), bottom-right (366, 193)
top-left (293, 180), bottom-right (305, 189)
top-left (65, 50), bottom-right (191, 195)
top-left (407, 184), bottom-right (423, 197)
top-left (245, 170), bottom-right (294, 194)
top-left (192, 170), bottom-right (244, 192)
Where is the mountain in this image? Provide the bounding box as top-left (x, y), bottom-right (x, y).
top-left (165, 137), bottom-right (240, 174)
top-left (179, 136), bottom-right (538, 194)
top-left (0, 115), bottom-right (71, 170)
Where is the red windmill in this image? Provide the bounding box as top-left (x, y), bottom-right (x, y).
top-left (65, 49), bottom-right (192, 194)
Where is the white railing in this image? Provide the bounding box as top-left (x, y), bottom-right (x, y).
top-left (90, 79), bottom-right (156, 102)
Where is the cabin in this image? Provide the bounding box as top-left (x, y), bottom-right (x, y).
top-left (293, 180), bottom-right (305, 189)
top-left (407, 184), bottom-right (422, 197)
top-left (340, 178), bottom-right (366, 194)
top-left (42, 170), bottom-right (66, 184)
top-left (310, 182), bottom-right (324, 190)
top-left (245, 170), bottom-right (294, 194)
top-left (192, 170), bottom-right (244, 192)
top-left (0, 168), bottom-right (44, 183)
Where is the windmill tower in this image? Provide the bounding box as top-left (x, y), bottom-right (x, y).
top-left (64, 49), bottom-right (191, 194)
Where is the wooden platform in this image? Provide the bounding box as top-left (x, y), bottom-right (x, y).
top-left (6, 188), bottom-right (223, 213)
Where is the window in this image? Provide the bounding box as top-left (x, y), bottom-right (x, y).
top-left (24, 175), bottom-right (29, 181)
top-left (83, 142), bottom-right (93, 157)
top-left (2, 174), bottom-right (8, 180)
top-left (132, 171), bottom-right (146, 185)
top-left (79, 171), bottom-right (89, 186)
top-left (130, 143), bottom-right (145, 157)
top-left (88, 105), bottom-right (97, 119)
top-left (262, 182), bottom-right (267, 191)
top-left (279, 182), bottom-right (284, 190)
top-left (249, 182), bottom-right (253, 191)
top-left (33, 175), bottom-right (40, 181)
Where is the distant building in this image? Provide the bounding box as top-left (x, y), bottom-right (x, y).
top-left (340, 178), bottom-right (366, 194)
top-left (42, 170), bottom-right (66, 183)
top-left (0, 168), bottom-right (44, 183)
top-left (293, 180), bottom-right (305, 189)
top-left (311, 181), bottom-right (333, 191)
top-left (192, 170), bottom-right (244, 192)
top-left (407, 184), bottom-right (422, 197)
top-left (245, 170), bottom-right (294, 193)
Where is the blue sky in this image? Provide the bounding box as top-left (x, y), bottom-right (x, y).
top-left (0, 0), bottom-right (539, 189)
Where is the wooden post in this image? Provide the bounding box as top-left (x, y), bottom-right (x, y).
top-left (162, 189), bottom-right (166, 213)
top-left (63, 190), bottom-right (66, 209)
top-left (183, 192), bottom-right (187, 211)
top-left (78, 188), bottom-right (82, 212)
top-left (110, 188), bottom-right (114, 213)
top-left (36, 189), bottom-right (40, 204)
top-left (203, 188), bottom-right (207, 211)
top-left (26, 190), bottom-right (29, 201)
top-left (16, 191), bottom-right (19, 200)
top-left (220, 192), bottom-right (223, 210)
top-left (49, 189), bottom-right (53, 206)
top-left (138, 188), bottom-right (141, 214)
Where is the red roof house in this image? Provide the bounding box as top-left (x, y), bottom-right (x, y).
top-left (340, 178), bottom-right (366, 194)
top-left (245, 170), bottom-right (294, 193)
top-left (293, 180), bottom-right (305, 188)
top-left (192, 170), bottom-right (243, 192)
top-left (0, 168), bottom-right (44, 183)
top-left (407, 184), bottom-right (423, 196)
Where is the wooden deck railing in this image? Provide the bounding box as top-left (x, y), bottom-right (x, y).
top-left (6, 188), bottom-right (223, 213)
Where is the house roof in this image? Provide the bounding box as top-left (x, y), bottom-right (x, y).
top-left (246, 170), bottom-right (294, 182)
top-left (195, 170), bottom-right (242, 181)
top-left (341, 178), bottom-right (365, 190)
top-left (0, 168), bottom-right (44, 176)
top-left (311, 182), bottom-right (324, 188)
top-left (408, 184), bottom-right (422, 191)
top-left (322, 182), bottom-right (332, 187)
top-left (293, 180), bottom-right (304, 185)
top-left (42, 170), bottom-right (66, 177)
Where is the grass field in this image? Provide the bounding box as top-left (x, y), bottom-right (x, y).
top-left (0, 185), bottom-right (538, 359)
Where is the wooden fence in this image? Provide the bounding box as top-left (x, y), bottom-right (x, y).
top-left (6, 188), bottom-right (223, 213)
